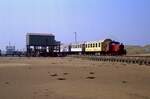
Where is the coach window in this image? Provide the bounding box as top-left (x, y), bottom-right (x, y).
top-left (99, 43), bottom-right (101, 47)
top-left (93, 43), bottom-right (95, 47)
top-left (96, 43), bottom-right (97, 47)
top-left (86, 44), bottom-right (88, 48)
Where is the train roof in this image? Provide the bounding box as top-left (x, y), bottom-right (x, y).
top-left (85, 39), bottom-right (112, 44)
top-left (85, 40), bottom-right (104, 44)
top-left (70, 42), bottom-right (85, 45)
top-left (66, 39), bottom-right (113, 45)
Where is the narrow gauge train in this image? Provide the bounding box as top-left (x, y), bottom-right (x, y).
top-left (60, 39), bottom-right (126, 56)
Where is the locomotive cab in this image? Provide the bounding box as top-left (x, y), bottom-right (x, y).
top-left (109, 41), bottom-right (126, 55)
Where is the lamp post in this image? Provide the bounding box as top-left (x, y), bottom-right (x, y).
top-left (74, 32), bottom-right (77, 43)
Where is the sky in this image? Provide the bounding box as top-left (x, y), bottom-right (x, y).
top-left (0, 0), bottom-right (150, 50)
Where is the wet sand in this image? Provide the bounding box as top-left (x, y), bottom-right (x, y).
top-left (0, 57), bottom-right (150, 99)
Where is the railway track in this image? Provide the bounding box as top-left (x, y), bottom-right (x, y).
top-left (71, 55), bottom-right (150, 66)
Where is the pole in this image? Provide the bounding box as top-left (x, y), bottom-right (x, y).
top-left (74, 32), bottom-right (77, 43)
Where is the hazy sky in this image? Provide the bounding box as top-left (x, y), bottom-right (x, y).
top-left (0, 0), bottom-right (150, 50)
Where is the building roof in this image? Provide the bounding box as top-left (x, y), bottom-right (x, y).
top-left (26, 33), bottom-right (54, 36)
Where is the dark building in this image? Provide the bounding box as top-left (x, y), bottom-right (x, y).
top-left (26, 33), bottom-right (60, 56)
top-left (0, 49), bottom-right (1, 56)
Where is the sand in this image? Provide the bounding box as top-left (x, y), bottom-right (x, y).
top-left (0, 57), bottom-right (150, 99)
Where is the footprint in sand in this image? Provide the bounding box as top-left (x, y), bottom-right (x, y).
top-left (89, 72), bottom-right (95, 74)
top-left (57, 78), bottom-right (66, 80)
top-left (86, 76), bottom-right (96, 79)
top-left (50, 73), bottom-right (58, 77)
top-left (122, 80), bottom-right (128, 84)
top-left (4, 81), bottom-right (10, 85)
top-left (63, 73), bottom-right (69, 75)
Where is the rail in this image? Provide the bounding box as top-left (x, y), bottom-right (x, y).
top-left (71, 55), bottom-right (150, 66)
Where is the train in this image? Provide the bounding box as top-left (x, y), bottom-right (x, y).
top-left (60, 39), bottom-right (126, 56)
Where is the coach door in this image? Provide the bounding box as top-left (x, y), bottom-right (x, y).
top-left (82, 44), bottom-right (85, 54)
